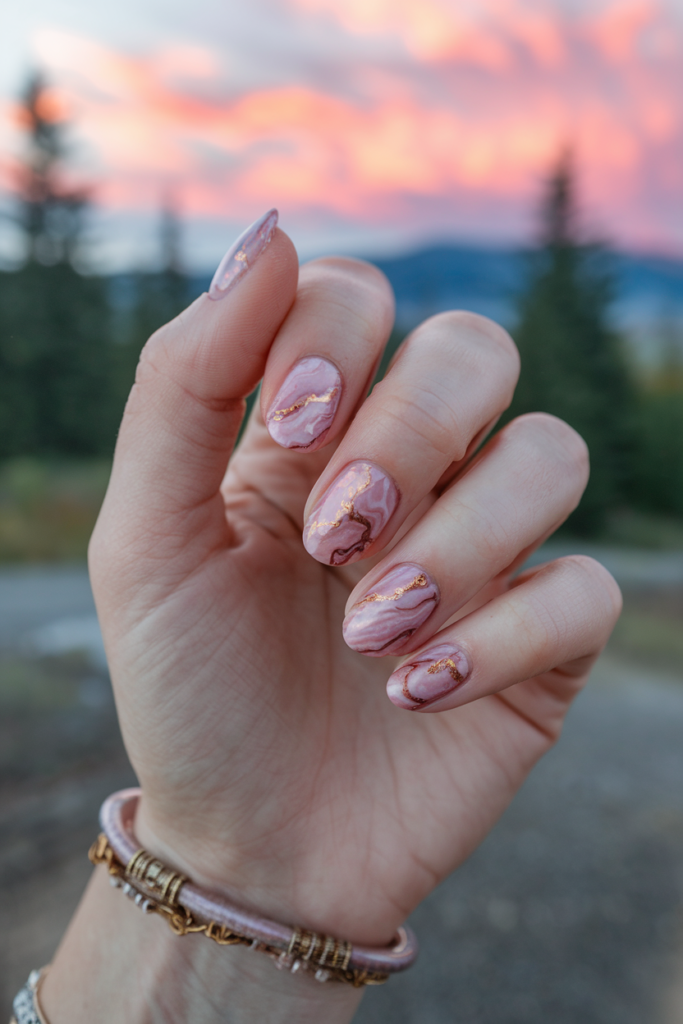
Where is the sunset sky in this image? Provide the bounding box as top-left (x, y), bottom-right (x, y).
top-left (2, 0), bottom-right (683, 270)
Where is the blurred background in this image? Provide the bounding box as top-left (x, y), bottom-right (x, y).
top-left (1, 0), bottom-right (683, 1020)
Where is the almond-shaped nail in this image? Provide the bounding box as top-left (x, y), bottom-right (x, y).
top-left (208, 208), bottom-right (278, 301)
top-left (303, 460), bottom-right (399, 566)
top-left (343, 563), bottom-right (439, 656)
top-left (266, 357), bottom-right (342, 451)
top-left (387, 643), bottom-right (471, 710)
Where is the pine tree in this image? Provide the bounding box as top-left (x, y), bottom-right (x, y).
top-left (115, 195), bottom-right (190, 388)
top-left (139, 195), bottom-right (189, 332)
top-left (0, 72), bottom-right (121, 457)
top-left (508, 151), bottom-right (634, 535)
top-left (15, 72), bottom-right (88, 265)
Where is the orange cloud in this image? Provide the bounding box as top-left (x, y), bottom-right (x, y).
top-left (0, 0), bottom-right (678, 256)
top-left (585, 0), bottom-right (656, 64)
top-left (292, 0), bottom-right (515, 67)
top-left (19, 36), bottom-right (568, 219)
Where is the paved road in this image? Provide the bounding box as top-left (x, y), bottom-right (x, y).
top-left (2, 655), bottom-right (683, 1023)
top-left (0, 564), bottom-right (95, 649)
top-left (0, 541), bottom-right (680, 660)
top-left (527, 542), bottom-right (683, 587)
top-left (355, 655), bottom-right (683, 1024)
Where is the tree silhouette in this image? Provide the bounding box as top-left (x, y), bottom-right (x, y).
top-left (0, 72), bottom-right (121, 457)
top-left (15, 72), bottom-right (89, 266)
top-left (508, 150), bottom-right (634, 535)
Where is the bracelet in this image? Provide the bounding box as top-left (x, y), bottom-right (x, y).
top-left (92, 788), bottom-right (418, 987)
top-left (11, 968), bottom-right (49, 1024)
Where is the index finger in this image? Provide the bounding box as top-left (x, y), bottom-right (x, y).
top-left (90, 212), bottom-right (298, 591)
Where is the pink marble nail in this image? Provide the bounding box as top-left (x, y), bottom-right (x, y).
top-left (266, 357), bottom-right (342, 451)
top-left (303, 460), bottom-right (399, 566)
top-left (387, 643), bottom-right (471, 710)
top-left (343, 563), bottom-right (439, 656)
top-left (208, 208), bottom-right (278, 301)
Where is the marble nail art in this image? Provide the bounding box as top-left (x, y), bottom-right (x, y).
top-left (343, 563), bottom-right (439, 656)
top-left (208, 208), bottom-right (278, 300)
top-left (303, 460), bottom-right (399, 566)
top-left (386, 643), bottom-right (471, 710)
top-left (266, 357), bottom-right (342, 450)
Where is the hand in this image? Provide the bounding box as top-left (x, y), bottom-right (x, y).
top-left (88, 221), bottom-right (620, 956)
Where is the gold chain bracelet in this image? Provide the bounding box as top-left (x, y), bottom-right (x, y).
top-left (89, 833), bottom-right (388, 986)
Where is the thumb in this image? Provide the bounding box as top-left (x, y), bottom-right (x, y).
top-left (91, 211), bottom-right (298, 581)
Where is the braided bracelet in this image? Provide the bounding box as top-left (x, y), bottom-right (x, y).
top-left (92, 788), bottom-right (418, 987)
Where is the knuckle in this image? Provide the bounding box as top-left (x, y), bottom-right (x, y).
top-left (379, 384), bottom-right (460, 459)
top-left (432, 309), bottom-right (519, 366)
top-left (301, 256), bottom-right (395, 307)
top-left (406, 310), bottom-right (520, 401)
top-left (559, 555), bottom-right (623, 621)
top-left (297, 258), bottom-right (395, 338)
top-left (503, 413), bottom-right (590, 485)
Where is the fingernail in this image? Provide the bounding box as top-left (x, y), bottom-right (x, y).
top-left (343, 563), bottom-right (439, 656)
top-left (387, 643), bottom-right (471, 710)
top-left (208, 208), bottom-right (278, 301)
top-left (303, 460), bottom-right (399, 566)
top-left (266, 357), bottom-right (342, 451)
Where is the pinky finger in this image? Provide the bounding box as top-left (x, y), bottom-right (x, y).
top-left (386, 556), bottom-right (622, 713)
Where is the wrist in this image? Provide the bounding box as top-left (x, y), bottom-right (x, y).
top-left (133, 791), bottom-right (398, 947)
top-left (42, 868), bottom-right (363, 1024)
top-left (108, 788), bottom-right (415, 983)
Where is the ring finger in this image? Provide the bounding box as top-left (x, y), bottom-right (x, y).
top-left (342, 412), bottom-right (589, 657)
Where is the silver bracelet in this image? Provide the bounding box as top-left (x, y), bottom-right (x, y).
top-left (11, 968), bottom-right (49, 1024)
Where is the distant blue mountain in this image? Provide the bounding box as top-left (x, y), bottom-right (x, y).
top-left (189, 243), bottom-right (683, 362)
top-left (369, 245), bottom-right (683, 335)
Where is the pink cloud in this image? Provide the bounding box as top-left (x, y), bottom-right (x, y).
top-left (0, 0), bottom-right (679, 255)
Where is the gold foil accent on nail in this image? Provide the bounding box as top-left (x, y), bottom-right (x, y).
top-left (359, 573), bottom-right (428, 605)
top-left (427, 658), bottom-right (464, 683)
top-left (235, 249), bottom-right (248, 265)
top-left (271, 386), bottom-right (339, 422)
top-left (308, 464), bottom-right (373, 534)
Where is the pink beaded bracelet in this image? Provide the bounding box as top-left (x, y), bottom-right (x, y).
top-left (91, 788), bottom-right (418, 987)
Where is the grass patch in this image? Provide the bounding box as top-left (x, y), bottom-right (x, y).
top-left (602, 508), bottom-right (683, 550)
top-left (607, 586), bottom-right (683, 675)
top-left (608, 611), bottom-right (683, 672)
top-left (0, 457), bottom-right (110, 562)
top-left (0, 653), bottom-right (88, 712)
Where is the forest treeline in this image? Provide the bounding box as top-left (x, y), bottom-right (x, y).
top-left (1, 76), bottom-right (683, 538)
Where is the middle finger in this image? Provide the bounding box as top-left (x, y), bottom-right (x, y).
top-left (302, 311), bottom-right (520, 566)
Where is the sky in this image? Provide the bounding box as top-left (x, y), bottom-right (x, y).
top-left (2, 0), bottom-right (683, 270)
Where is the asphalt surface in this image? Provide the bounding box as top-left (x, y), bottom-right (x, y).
top-left (0, 541), bottom-right (680, 659)
top-left (357, 655), bottom-right (683, 1024)
top-left (1, 552), bottom-right (682, 1023)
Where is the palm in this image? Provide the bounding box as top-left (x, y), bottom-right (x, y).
top-left (93, 407), bottom-right (574, 947)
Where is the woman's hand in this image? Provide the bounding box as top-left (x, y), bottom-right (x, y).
top-left (88, 217), bottom-right (620, 944)
top-left (40, 214), bottom-right (620, 1022)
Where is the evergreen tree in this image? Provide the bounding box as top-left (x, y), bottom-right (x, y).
top-left (15, 72), bottom-right (88, 265)
top-left (0, 72), bottom-right (121, 457)
top-left (508, 151), bottom-right (634, 535)
top-left (115, 196), bottom-right (190, 390)
top-left (138, 196), bottom-right (189, 333)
